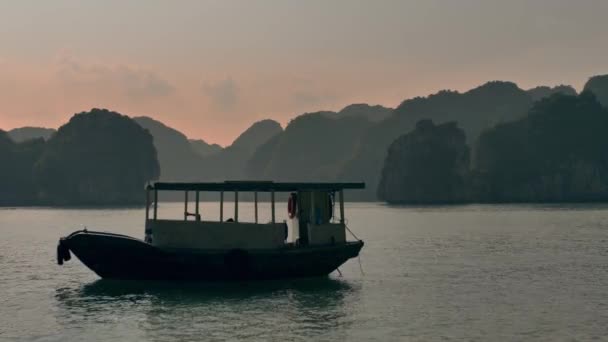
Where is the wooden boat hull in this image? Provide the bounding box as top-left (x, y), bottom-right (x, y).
top-left (59, 230), bottom-right (364, 281)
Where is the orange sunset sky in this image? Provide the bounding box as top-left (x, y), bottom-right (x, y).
top-left (1, 1), bottom-right (607, 145)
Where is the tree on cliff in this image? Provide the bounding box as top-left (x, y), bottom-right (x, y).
top-left (583, 74), bottom-right (608, 108)
top-left (34, 109), bottom-right (160, 205)
top-left (527, 85), bottom-right (577, 102)
top-left (377, 120), bottom-right (470, 204)
top-left (475, 92), bottom-right (608, 202)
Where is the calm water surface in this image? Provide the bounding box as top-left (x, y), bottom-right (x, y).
top-left (1, 203), bottom-right (607, 341)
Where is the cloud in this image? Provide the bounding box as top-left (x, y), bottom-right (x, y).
top-left (202, 77), bottom-right (239, 112)
top-left (56, 56), bottom-right (175, 100)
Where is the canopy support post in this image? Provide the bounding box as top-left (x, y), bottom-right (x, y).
top-left (184, 191), bottom-right (189, 221)
top-left (254, 191), bottom-right (258, 223)
top-left (195, 190), bottom-right (200, 221)
top-left (153, 189), bottom-right (158, 220)
top-left (339, 189), bottom-right (345, 224)
top-left (271, 191), bottom-right (275, 224)
top-left (145, 188), bottom-right (150, 221)
top-left (234, 191), bottom-right (239, 222)
top-left (311, 192), bottom-right (316, 224)
top-left (220, 191), bottom-right (224, 221)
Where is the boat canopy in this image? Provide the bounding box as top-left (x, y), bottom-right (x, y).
top-left (148, 181), bottom-right (365, 192)
top-left (145, 181), bottom-right (365, 231)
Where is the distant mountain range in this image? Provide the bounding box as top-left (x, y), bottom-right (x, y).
top-left (1, 109), bottom-right (159, 205)
top-left (341, 81), bottom-right (534, 199)
top-left (199, 119), bottom-right (283, 181)
top-left (247, 110), bottom-right (373, 182)
top-left (526, 85), bottom-right (577, 101)
top-left (4, 74), bottom-right (608, 204)
top-left (7, 127), bottom-right (56, 142)
top-left (133, 116), bottom-right (282, 182)
top-left (132, 116), bottom-right (205, 181)
top-left (189, 139), bottom-right (222, 157)
top-left (322, 103), bottom-right (393, 122)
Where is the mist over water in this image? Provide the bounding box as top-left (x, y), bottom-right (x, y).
top-left (1, 203), bottom-right (607, 341)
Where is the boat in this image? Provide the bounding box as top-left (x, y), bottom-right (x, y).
top-left (57, 181), bottom-right (365, 281)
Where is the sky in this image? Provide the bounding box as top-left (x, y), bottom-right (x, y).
top-left (1, 0), bottom-right (607, 146)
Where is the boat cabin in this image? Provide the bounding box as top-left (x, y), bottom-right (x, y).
top-left (144, 181), bottom-right (365, 250)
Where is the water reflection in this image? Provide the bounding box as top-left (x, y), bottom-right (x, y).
top-left (55, 277), bottom-right (359, 341)
top-left (382, 202), bottom-right (608, 212)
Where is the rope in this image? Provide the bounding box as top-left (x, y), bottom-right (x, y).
top-left (357, 256), bottom-right (365, 276)
top-left (344, 221), bottom-right (361, 241)
top-left (344, 219), bottom-right (365, 276)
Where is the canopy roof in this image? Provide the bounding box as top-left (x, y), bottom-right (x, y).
top-left (149, 181), bottom-right (365, 192)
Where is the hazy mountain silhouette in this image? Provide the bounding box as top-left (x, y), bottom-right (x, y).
top-left (8, 127), bottom-right (56, 142)
top-left (201, 119), bottom-right (283, 181)
top-left (323, 104), bottom-right (393, 122)
top-left (133, 116), bottom-right (206, 181)
top-left (132, 117), bottom-right (281, 182)
top-left (0, 130), bottom-right (46, 205)
top-left (376, 91), bottom-right (608, 204)
top-left (229, 119), bottom-right (282, 156)
top-left (189, 139), bottom-right (222, 157)
top-left (246, 104), bottom-right (395, 183)
top-left (583, 74), bottom-right (608, 107)
top-left (35, 109), bottom-right (159, 205)
top-left (527, 85), bottom-right (577, 102)
top-left (339, 81), bottom-right (533, 200)
top-left (474, 92), bottom-right (608, 202)
top-left (0, 130), bottom-right (11, 150)
top-left (378, 120), bottom-right (470, 203)
top-left (5, 76), bottom-right (608, 206)
top-left (247, 112), bottom-right (372, 182)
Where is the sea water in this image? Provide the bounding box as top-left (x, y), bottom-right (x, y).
top-left (1, 203), bottom-right (607, 341)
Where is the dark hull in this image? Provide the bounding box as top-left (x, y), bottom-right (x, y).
top-left (60, 230), bottom-right (364, 281)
